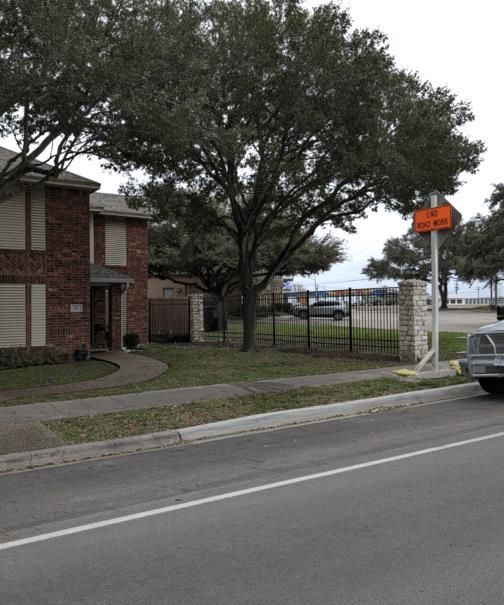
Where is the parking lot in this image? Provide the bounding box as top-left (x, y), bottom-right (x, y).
top-left (281, 307), bottom-right (497, 334)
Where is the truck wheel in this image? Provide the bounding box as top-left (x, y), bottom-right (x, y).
top-left (298, 310), bottom-right (308, 320)
top-left (333, 310), bottom-right (344, 321)
top-left (477, 377), bottom-right (504, 394)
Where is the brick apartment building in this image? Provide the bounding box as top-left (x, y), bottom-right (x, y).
top-left (0, 147), bottom-right (149, 358)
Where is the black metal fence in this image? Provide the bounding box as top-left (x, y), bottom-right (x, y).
top-left (149, 287), bottom-right (399, 355)
top-left (204, 288), bottom-right (399, 355)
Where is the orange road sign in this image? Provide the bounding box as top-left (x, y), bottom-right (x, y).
top-left (414, 204), bottom-right (452, 233)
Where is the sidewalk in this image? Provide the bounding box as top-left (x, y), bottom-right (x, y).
top-left (0, 363), bottom-right (462, 459)
top-left (0, 351), bottom-right (167, 403)
top-left (0, 365), bottom-right (449, 425)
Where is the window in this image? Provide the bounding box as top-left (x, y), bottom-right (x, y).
top-left (31, 284), bottom-right (46, 346)
top-left (163, 288), bottom-right (174, 298)
top-left (0, 284), bottom-right (26, 347)
top-left (105, 218), bottom-right (127, 266)
top-left (0, 190), bottom-right (26, 250)
top-left (30, 189), bottom-right (46, 251)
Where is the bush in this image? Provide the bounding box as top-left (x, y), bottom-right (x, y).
top-left (0, 347), bottom-right (60, 370)
top-left (123, 332), bottom-right (140, 349)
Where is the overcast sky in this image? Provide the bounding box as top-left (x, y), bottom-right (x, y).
top-left (5, 0), bottom-right (500, 295)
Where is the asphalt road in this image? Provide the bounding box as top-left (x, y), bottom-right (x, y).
top-left (2, 393), bottom-right (504, 604)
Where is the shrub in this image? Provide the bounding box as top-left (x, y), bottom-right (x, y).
top-left (0, 347), bottom-right (60, 370)
top-left (123, 332), bottom-right (140, 349)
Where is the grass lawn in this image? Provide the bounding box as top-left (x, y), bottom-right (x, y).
top-left (0, 360), bottom-right (115, 392)
top-left (0, 331), bottom-right (466, 407)
top-left (139, 343), bottom-right (398, 385)
top-left (433, 331), bottom-right (467, 360)
top-left (0, 343), bottom-right (398, 407)
top-left (205, 319), bottom-right (399, 353)
top-left (45, 374), bottom-right (470, 444)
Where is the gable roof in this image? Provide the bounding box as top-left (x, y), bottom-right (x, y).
top-left (90, 192), bottom-right (151, 220)
top-left (0, 146), bottom-right (100, 191)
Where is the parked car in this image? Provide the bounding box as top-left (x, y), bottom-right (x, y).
top-left (294, 299), bottom-right (349, 321)
top-left (364, 293), bottom-right (398, 306)
top-left (465, 321), bottom-right (504, 393)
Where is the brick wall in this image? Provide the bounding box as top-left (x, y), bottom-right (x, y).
top-left (0, 187), bottom-right (92, 356)
top-left (0, 251), bottom-right (46, 282)
top-left (125, 219), bottom-right (149, 342)
top-left (93, 214), bottom-right (105, 265)
top-left (45, 187), bottom-right (90, 356)
top-left (90, 214), bottom-right (149, 345)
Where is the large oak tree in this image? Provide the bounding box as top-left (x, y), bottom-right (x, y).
top-left (105, 0), bottom-right (483, 350)
top-left (0, 0), bottom-right (164, 198)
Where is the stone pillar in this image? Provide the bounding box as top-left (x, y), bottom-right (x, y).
top-left (189, 293), bottom-right (204, 343)
top-left (399, 279), bottom-right (428, 362)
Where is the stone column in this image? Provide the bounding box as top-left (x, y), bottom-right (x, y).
top-left (399, 279), bottom-right (428, 362)
top-left (189, 293), bottom-right (204, 343)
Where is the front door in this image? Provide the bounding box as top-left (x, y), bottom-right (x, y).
top-left (90, 287), bottom-right (110, 350)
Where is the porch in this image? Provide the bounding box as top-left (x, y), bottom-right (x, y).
top-left (90, 265), bottom-right (134, 352)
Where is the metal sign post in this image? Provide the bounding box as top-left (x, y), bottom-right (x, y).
top-left (430, 193), bottom-right (440, 372)
top-left (413, 191), bottom-right (461, 374)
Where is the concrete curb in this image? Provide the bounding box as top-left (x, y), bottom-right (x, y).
top-left (0, 382), bottom-right (483, 473)
top-left (0, 430), bottom-right (180, 473)
top-left (178, 382), bottom-right (483, 441)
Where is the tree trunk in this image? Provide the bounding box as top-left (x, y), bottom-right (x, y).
top-left (212, 292), bottom-right (227, 331)
top-left (439, 277), bottom-right (449, 309)
top-left (241, 288), bottom-right (258, 352)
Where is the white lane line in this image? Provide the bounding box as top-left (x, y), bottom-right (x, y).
top-left (2, 429), bottom-right (504, 552)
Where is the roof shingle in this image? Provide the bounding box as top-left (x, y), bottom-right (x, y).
top-left (0, 146), bottom-right (100, 191)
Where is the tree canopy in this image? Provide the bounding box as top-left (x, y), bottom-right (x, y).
top-left (362, 227), bottom-right (464, 308)
top-left (150, 223), bottom-right (344, 299)
top-left (0, 0), bottom-right (162, 198)
top-left (139, 179), bottom-right (344, 297)
top-left (101, 0), bottom-right (482, 349)
top-left (456, 184), bottom-right (504, 299)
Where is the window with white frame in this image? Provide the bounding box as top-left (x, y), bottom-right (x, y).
top-left (0, 190), bottom-right (26, 250)
top-left (105, 218), bottom-right (127, 266)
top-left (0, 284), bottom-right (26, 347)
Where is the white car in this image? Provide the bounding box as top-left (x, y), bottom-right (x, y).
top-left (294, 299), bottom-right (349, 321)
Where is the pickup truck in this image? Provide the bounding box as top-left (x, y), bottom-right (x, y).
top-left (465, 321), bottom-right (504, 393)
